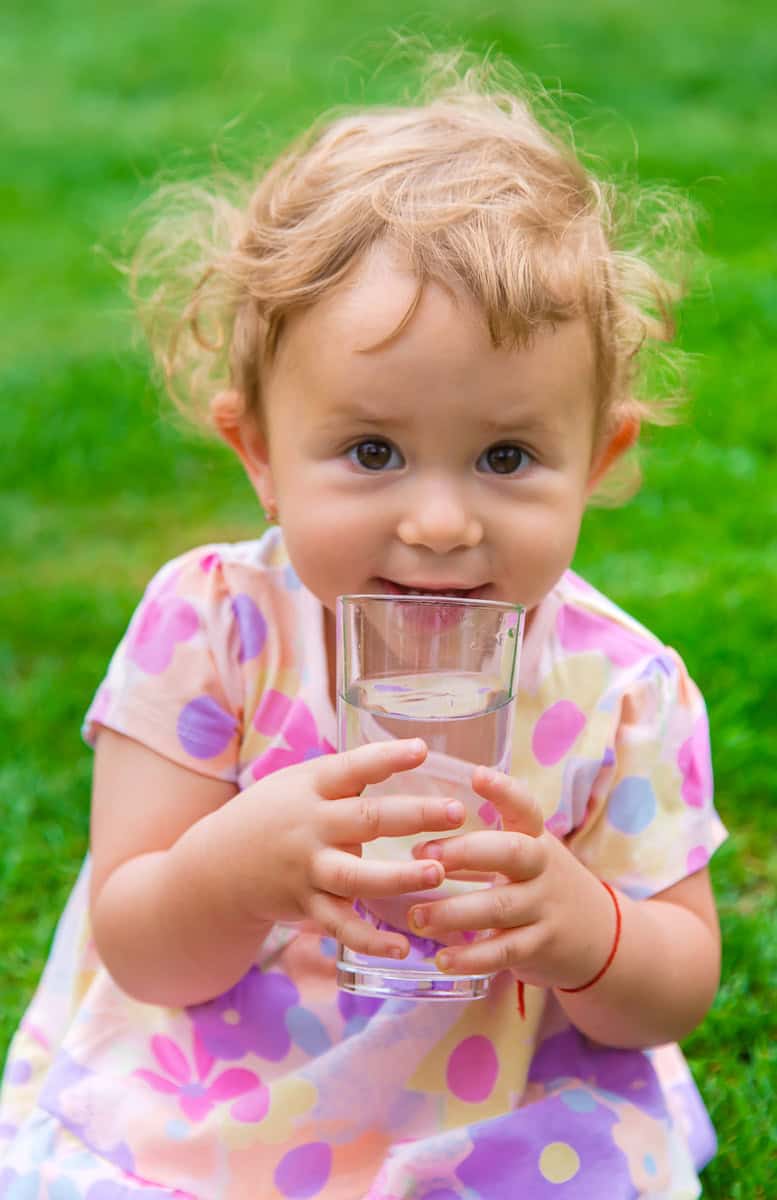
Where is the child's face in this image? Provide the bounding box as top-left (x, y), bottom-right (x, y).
top-left (241, 243), bottom-right (606, 626)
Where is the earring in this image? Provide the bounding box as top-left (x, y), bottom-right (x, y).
top-left (262, 502), bottom-right (278, 524)
top-left (210, 389), bottom-right (245, 428)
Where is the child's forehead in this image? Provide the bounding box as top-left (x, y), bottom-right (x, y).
top-left (319, 242), bottom-right (425, 342)
top-left (275, 244), bottom-right (485, 379)
top-left (271, 257), bottom-right (596, 426)
top-left (283, 242), bottom-right (590, 375)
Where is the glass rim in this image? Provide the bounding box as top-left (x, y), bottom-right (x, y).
top-left (337, 592), bottom-right (524, 615)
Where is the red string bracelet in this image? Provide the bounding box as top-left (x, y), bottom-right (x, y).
top-left (515, 881), bottom-right (622, 1017)
top-left (559, 881), bottom-right (622, 994)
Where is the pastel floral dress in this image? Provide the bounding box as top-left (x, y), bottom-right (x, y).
top-left (0, 529), bottom-right (727, 1199)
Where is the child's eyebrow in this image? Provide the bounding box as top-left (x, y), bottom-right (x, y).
top-left (477, 411), bottom-right (561, 437)
top-left (316, 400), bottom-right (561, 438)
top-left (315, 399), bottom-right (407, 428)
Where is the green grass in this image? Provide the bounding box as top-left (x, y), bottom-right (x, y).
top-left (2, 1), bottom-right (776, 1193)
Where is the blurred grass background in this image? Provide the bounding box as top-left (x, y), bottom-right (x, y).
top-left (1, 0), bottom-right (775, 1193)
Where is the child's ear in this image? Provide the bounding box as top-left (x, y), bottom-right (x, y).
top-left (210, 390), bottom-right (277, 516)
top-left (587, 412), bottom-right (640, 493)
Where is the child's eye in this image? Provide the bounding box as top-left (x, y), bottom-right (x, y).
top-left (348, 439), bottom-right (404, 471)
top-left (477, 443), bottom-right (531, 475)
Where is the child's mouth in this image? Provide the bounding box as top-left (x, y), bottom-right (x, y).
top-left (377, 579), bottom-right (485, 600)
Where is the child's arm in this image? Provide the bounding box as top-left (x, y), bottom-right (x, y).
top-left (408, 769), bottom-right (721, 1049)
top-left (89, 729), bottom-right (465, 1007)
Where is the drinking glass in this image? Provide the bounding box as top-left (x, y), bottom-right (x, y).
top-left (336, 593), bottom-right (523, 1000)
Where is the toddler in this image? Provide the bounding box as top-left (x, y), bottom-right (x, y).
top-left (0, 55), bottom-right (727, 1199)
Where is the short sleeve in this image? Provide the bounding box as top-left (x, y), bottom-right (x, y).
top-left (83, 548), bottom-right (244, 782)
top-left (566, 649), bottom-right (727, 899)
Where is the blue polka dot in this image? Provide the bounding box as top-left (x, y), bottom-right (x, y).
top-left (286, 1005), bottom-right (332, 1056)
top-left (644, 1153), bottom-right (658, 1176)
top-left (343, 1014), bottom-right (375, 1039)
top-left (7, 1174), bottom-right (41, 1200)
top-left (559, 1087), bottom-right (598, 1113)
top-left (607, 776), bottom-right (657, 834)
top-left (166, 1118), bottom-right (191, 1141)
top-left (48, 1182), bottom-right (81, 1200)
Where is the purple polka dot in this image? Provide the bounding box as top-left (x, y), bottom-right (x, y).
top-left (446, 1035), bottom-right (499, 1103)
top-left (7, 1059), bottom-right (32, 1085)
top-left (687, 845), bottom-right (709, 873)
top-left (532, 701), bottom-right (586, 766)
top-left (607, 777), bottom-right (657, 834)
top-left (337, 991), bottom-right (384, 1022)
top-left (177, 696), bottom-right (238, 758)
top-left (232, 594), bottom-right (267, 663)
top-left (274, 1142), bottom-right (332, 1198)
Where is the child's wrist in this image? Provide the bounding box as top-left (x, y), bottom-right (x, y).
top-left (558, 881), bottom-right (622, 994)
top-left (514, 879), bottom-right (622, 1019)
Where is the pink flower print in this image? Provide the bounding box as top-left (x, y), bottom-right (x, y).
top-left (252, 691), bottom-right (334, 780)
top-left (678, 715), bottom-right (713, 808)
top-left (200, 551), bottom-right (221, 573)
top-left (127, 594), bottom-right (199, 674)
top-left (134, 1031), bottom-right (267, 1123)
top-left (557, 605), bottom-right (655, 667)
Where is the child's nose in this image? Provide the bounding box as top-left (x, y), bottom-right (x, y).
top-left (397, 482), bottom-right (483, 553)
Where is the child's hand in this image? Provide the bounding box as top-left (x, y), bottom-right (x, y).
top-left (407, 767), bottom-right (614, 989)
top-left (221, 738), bottom-right (466, 960)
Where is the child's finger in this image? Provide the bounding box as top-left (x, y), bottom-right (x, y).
top-left (409, 883), bottom-right (530, 938)
top-left (472, 767), bottom-right (545, 837)
top-left (312, 846), bottom-right (446, 899)
top-left (315, 739), bottom-right (427, 800)
top-left (308, 891), bottom-right (409, 960)
top-left (432, 930), bottom-right (522, 978)
top-left (323, 793), bottom-right (466, 844)
top-left (412, 830), bottom-right (545, 882)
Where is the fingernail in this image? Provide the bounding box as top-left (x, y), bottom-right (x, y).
top-left (411, 907), bottom-right (428, 929)
top-left (423, 865), bottom-right (442, 886)
top-left (388, 945), bottom-right (406, 959)
top-left (436, 951), bottom-right (451, 970)
top-left (447, 801), bottom-right (465, 823)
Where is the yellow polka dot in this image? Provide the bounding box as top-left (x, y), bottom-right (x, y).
top-left (222, 1008), bottom-right (241, 1025)
top-left (538, 1141), bottom-right (581, 1184)
top-left (223, 1076), bottom-right (318, 1149)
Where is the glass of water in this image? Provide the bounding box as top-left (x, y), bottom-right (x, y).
top-left (336, 593), bottom-right (524, 1001)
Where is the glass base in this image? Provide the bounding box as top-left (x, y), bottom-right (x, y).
top-left (336, 957), bottom-right (492, 1000)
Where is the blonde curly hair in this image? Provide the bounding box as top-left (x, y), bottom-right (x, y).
top-left (131, 51), bottom-right (695, 498)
